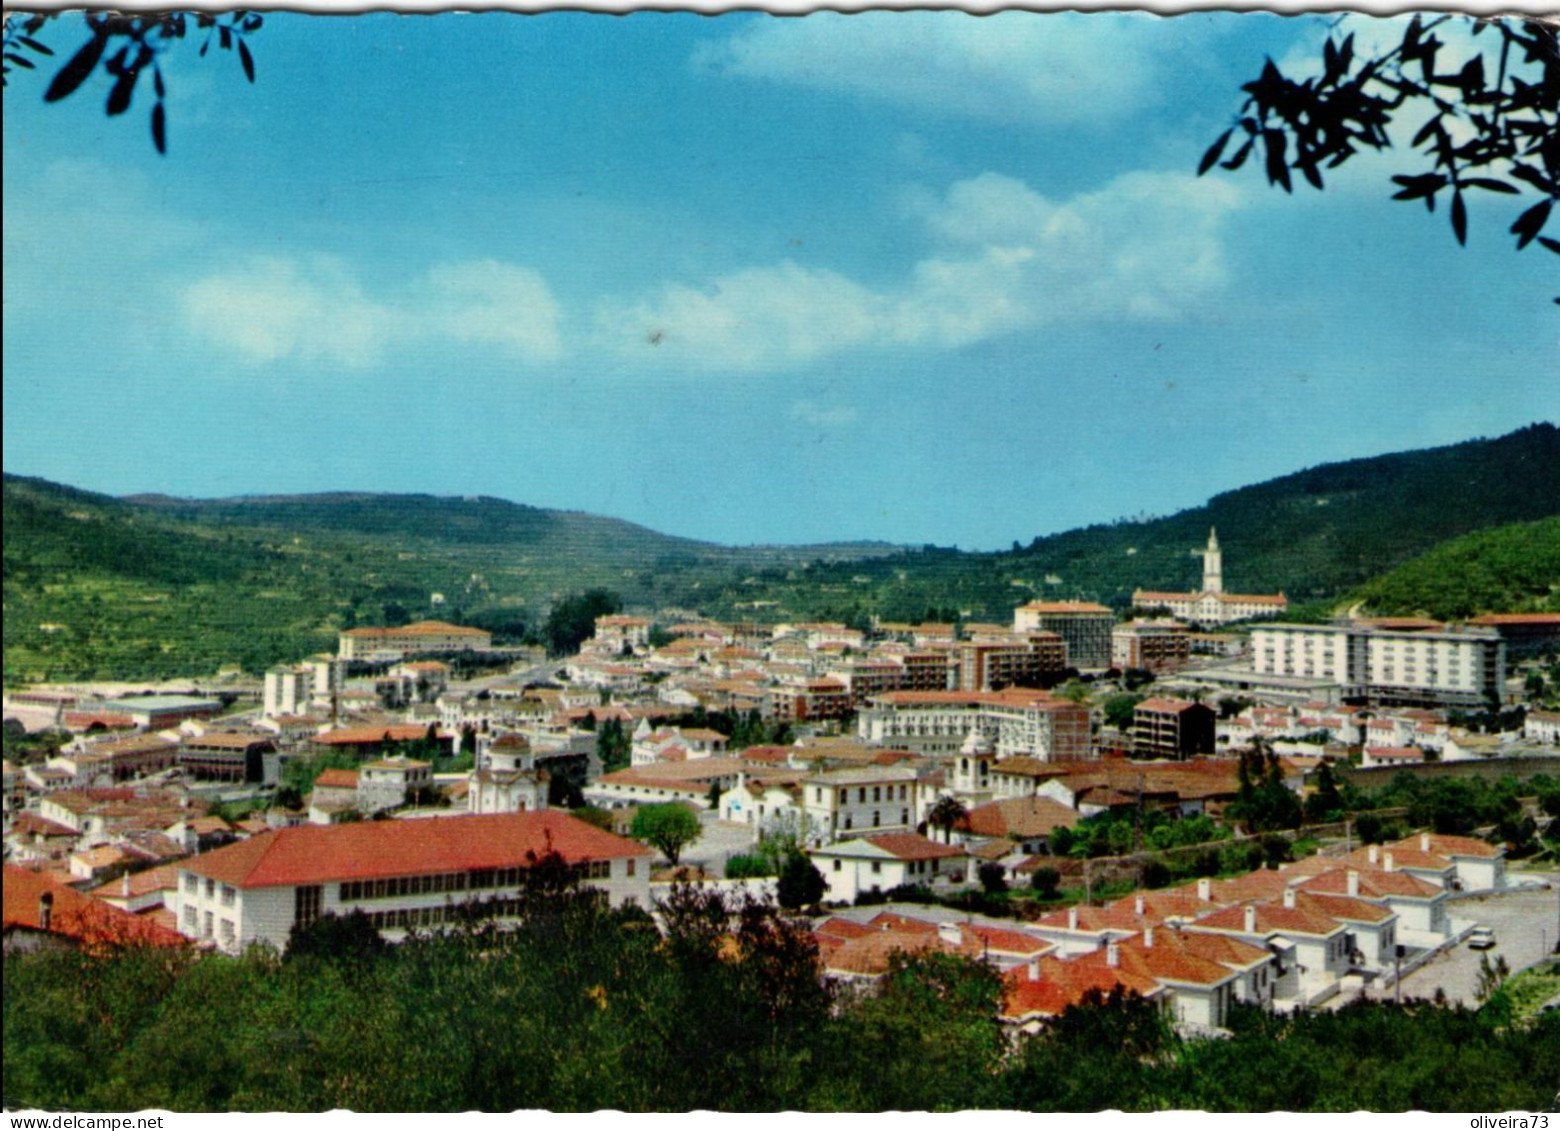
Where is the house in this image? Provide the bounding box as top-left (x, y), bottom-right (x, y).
top-left (1182, 889), bottom-right (1352, 1004)
top-left (801, 766), bottom-right (923, 842)
top-left (467, 734), bottom-right (549, 816)
top-left (1000, 952), bottom-right (1164, 1032)
top-left (4, 866), bottom-right (186, 952)
top-left (172, 811), bottom-right (652, 954)
top-left (1388, 831), bottom-right (1505, 892)
top-left (1288, 863), bottom-right (1451, 944)
top-left (357, 756), bottom-right (434, 813)
top-left (809, 834), bottom-right (969, 904)
top-left (1132, 699), bottom-right (1217, 760)
top-left (956, 796), bottom-right (1080, 856)
top-left (337, 620), bottom-right (492, 661)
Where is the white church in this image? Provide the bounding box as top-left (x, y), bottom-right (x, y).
top-left (1132, 529), bottom-right (1288, 627)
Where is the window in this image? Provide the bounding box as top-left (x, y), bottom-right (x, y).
top-left (219, 919), bottom-right (236, 945)
top-left (294, 885), bottom-right (323, 929)
top-left (183, 905), bottom-right (197, 928)
top-left (832, 860), bottom-right (841, 872)
top-left (870, 862), bottom-right (881, 874)
top-left (844, 815), bottom-right (853, 830)
top-left (203, 911), bottom-right (213, 938)
top-left (873, 810), bottom-right (880, 827)
top-left (204, 878), bottom-right (215, 899)
top-left (626, 859), bottom-right (636, 878)
top-left (184, 874), bottom-right (198, 895)
top-left (221, 885), bottom-right (236, 908)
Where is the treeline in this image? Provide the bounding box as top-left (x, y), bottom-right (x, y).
top-left (1348, 516), bottom-right (1560, 620)
top-left (4, 879), bottom-right (1557, 1112)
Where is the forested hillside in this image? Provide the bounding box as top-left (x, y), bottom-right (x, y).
top-left (1347, 517), bottom-right (1560, 619)
top-left (5, 424), bottom-right (1557, 682)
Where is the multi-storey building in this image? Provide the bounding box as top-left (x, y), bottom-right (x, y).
top-left (801, 766), bottom-right (924, 842)
top-left (173, 811), bottom-right (650, 953)
top-left (1012, 602), bottom-right (1115, 669)
top-left (858, 688), bottom-right (1094, 762)
top-left (767, 679), bottom-right (852, 723)
top-left (1250, 623), bottom-right (1506, 708)
top-left (1132, 529), bottom-right (1287, 627)
top-left (1132, 699), bottom-right (1216, 760)
top-left (1111, 622), bottom-right (1192, 671)
top-left (337, 620), bottom-right (492, 661)
top-left (956, 633), bottom-right (1067, 692)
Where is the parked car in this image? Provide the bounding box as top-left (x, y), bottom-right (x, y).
top-left (1467, 926), bottom-right (1497, 950)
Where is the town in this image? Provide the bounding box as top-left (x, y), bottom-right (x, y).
top-left (6, 529), bottom-right (1558, 1053)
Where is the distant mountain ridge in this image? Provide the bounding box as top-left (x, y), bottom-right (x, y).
top-left (4, 422), bottom-right (1557, 682)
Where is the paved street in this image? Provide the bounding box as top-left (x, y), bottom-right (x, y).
top-left (1365, 875), bottom-right (1560, 1007)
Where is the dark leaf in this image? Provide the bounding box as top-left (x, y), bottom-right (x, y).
top-left (219, 26), bottom-right (232, 51)
top-left (106, 67), bottom-right (138, 116)
top-left (5, 52), bottom-right (36, 70)
top-left (1510, 198), bottom-right (1553, 249)
top-left (1535, 236), bottom-right (1560, 255)
top-left (1263, 129), bottom-right (1292, 193)
top-left (153, 66), bottom-right (164, 100)
top-left (238, 39), bottom-right (255, 83)
top-left (1450, 190), bottom-right (1467, 246)
top-left (43, 32), bottom-right (105, 102)
top-left (1222, 139), bottom-right (1254, 171)
top-left (1198, 129), bottom-right (1233, 177)
top-left (1461, 177), bottom-right (1518, 194)
top-left (1300, 160), bottom-right (1324, 190)
top-left (151, 100), bottom-right (166, 155)
top-left (18, 36), bottom-right (55, 55)
top-left (244, 14), bottom-right (264, 31)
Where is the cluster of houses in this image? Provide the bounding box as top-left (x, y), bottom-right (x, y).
top-left (2, 589), bottom-right (1550, 1029)
top-left (811, 828), bottom-right (1504, 1030)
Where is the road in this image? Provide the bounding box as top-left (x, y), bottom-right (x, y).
top-left (1368, 876), bottom-right (1560, 1007)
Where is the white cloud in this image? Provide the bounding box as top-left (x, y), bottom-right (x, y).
top-left (694, 12), bottom-right (1180, 128)
top-left (179, 255), bottom-right (563, 368)
top-left (790, 400), bottom-right (860, 430)
top-left (182, 256), bottom-right (394, 368)
top-left (596, 168), bottom-right (1248, 370)
top-left (599, 261), bottom-right (885, 371)
top-left (425, 259), bottom-right (563, 363)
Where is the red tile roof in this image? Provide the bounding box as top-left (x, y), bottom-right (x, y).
top-left (182, 812), bottom-right (649, 890)
top-left (314, 768), bottom-right (361, 789)
top-left (961, 796), bottom-right (1080, 839)
top-left (3, 866), bottom-right (186, 949)
top-left (861, 834), bottom-right (966, 862)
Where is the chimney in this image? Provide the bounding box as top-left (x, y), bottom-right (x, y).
top-left (1384, 852), bottom-right (1395, 873)
top-left (1135, 894), bottom-right (1145, 916)
top-left (1282, 888), bottom-right (1297, 910)
top-left (1368, 845), bottom-right (1380, 865)
top-left (1197, 878), bottom-right (1212, 902)
top-left (1027, 957), bottom-right (1041, 982)
top-left (1144, 926), bottom-right (1155, 949)
top-left (1420, 832), bottom-right (1431, 852)
top-left (1106, 941), bottom-right (1120, 968)
top-left (121, 872), bottom-right (132, 898)
top-left (1068, 907), bottom-right (1079, 931)
top-left (1243, 904), bottom-right (1256, 933)
top-left (1347, 870), bottom-right (1360, 898)
top-left (938, 922), bottom-right (961, 947)
top-left (38, 892), bottom-right (53, 932)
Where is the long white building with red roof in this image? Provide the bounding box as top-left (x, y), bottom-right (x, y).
top-left (173, 811), bottom-right (650, 953)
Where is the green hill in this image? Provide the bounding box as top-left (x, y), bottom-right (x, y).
top-left (685, 423), bottom-right (1560, 624)
top-left (5, 423), bottom-right (1557, 683)
top-left (1345, 517), bottom-right (1560, 620)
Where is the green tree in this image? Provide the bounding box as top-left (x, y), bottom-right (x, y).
top-left (776, 852), bottom-right (827, 910)
top-left (1029, 866), bottom-right (1062, 899)
top-left (1205, 16), bottom-right (1559, 302)
top-left (630, 802), bottom-right (701, 867)
top-left (927, 795), bottom-right (968, 843)
top-left (543, 589), bottom-right (622, 657)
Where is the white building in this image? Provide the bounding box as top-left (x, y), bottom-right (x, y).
top-left (1133, 529), bottom-right (1288, 627)
top-left (1249, 623), bottom-right (1506, 708)
top-left (173, 811), bottom-right (650, 953)
top-left (801, 766), bottom-right (924, 843)
top-left (857, 689), bottom-right (1094, 762)
top-left (809, 833), bottom-right (969, 903)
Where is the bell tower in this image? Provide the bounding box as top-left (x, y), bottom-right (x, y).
top-left (1202, 527), bottom-right (1223, 594)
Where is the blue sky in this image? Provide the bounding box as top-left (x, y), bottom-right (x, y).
top-left (4, 11), bottom-right (1555, 549)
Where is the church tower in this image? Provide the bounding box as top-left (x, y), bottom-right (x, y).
top-left (1202, 527), bottom-right (1223, 594)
